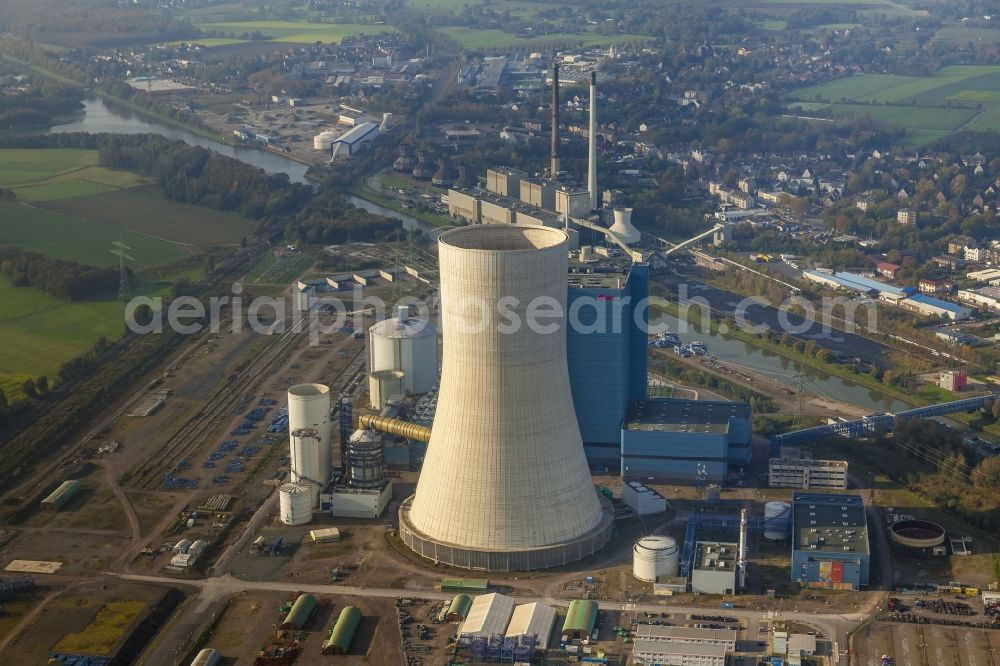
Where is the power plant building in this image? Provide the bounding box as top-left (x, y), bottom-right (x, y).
top-left (620, 399), bottom-right (752, 481)
top-left (567, 264), bottom-right (649, 470)
top-left (791, 492), bottom-right (870, 590)
top-left (691, 541), bottom-right (738, 595)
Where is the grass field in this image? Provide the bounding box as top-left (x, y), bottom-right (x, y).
top-left (786, 66), bottom-right (1000, 145)
top-left (0, 200), bottom-right (187, 267)
top-left (0, 148), bottom-right (150, 202)
top-left (52, 601), bottom-right (146, 655)
top-left (197, 20), bottom-right (395, 44)
top-left (933, 26), bottom-right (1000, 46)
top-left (439, 27), bottom-right (649, 50)
top-left (41, 188), bottom-right (256, 247)
top-left (0, 276), bottom-right (124, 399)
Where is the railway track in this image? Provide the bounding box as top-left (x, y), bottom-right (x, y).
top-left (127, 313), bottom-right (313, 490)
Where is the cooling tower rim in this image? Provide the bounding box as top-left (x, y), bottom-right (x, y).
top-left (439, 225), bottom-right (568, 253)
top-left (288, 383), bottom-right (330, 397)
top-left (397, 494), bottom-right (615, 570)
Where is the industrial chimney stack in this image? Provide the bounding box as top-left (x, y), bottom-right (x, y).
top-left (550, 60), bottom-right (560, 178)
top-left (588, 70), bottom-right (598, 211)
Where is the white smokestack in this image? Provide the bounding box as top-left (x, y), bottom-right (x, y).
top-left (588, 71), bottom-right (598, 211)
top-left (610, 207), bottom-right (640, 244)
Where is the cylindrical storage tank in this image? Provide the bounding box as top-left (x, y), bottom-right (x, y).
top-left (632, 536), bottom-right (679, 582)
top-left (279, 481), bottom-right (314, 525)
top-left (288, 384), bottom-right (331, 488)
top-left (190, 648), bottom-right (221, 666)
top-left (368, 369), bottom-right (406, 410)
top-left (579, 245), bottom-right (593, 262)
top-left (346, 428), bottom-right (386, 489)
top-left (401, 225), bottom-right (612, 570)
top-left (764, 501), bottom-right (792, 541)
top-left (313, 130), bottom-right (336, 150)
top-left (366, 309), bottom-right (438, 398)
top-left (706, 484), bottom-right (722, 503)
top-left (289, 428), bottom-right (323, 506)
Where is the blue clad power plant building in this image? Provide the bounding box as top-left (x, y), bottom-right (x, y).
top-left (565, 261), bottom-right (752, 480)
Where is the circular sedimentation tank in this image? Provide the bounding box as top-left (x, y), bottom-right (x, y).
top-left (632, 536), bottom-right (680, 582)
top-left (889, 519), bottom-right (945, 550)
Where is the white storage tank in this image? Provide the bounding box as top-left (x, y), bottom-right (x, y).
top-left (289, 428), bottom-right (324, 507)
top-left (313, 130), bottom-right (336, 150)
top-left (280, 482), bottom-right (313, 525)
top-left (764, 501), bottom-right (792, 541)
top-left (632, 536), bottom-right (679, 582)
top-left (287, 384), bottom-right (331, 488)
top-left (369, 369), bottom-right (405, 410)
top-left (366, 306), bottom-right (438, 406)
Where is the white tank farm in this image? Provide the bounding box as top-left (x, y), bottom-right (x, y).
top-left (764, 501), bottom-right (792, 541)
top-left (366, 306), bottom-right (438, 403)
top-left (279, 481), bottom-right (314, 525)
top-left (632, 536), bottom-right (680, 582)
top-left (289, 428), bottom-right (324, 506)
top-left (287, 384), bottom-right (331, 488)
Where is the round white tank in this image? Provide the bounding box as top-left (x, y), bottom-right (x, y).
top-left (289, 428), bottom-right (324, 506)
top-left (366, 308), bottom-right (438, 398)
top-left (313, 130), bottom-right (336, 150)
top-left (369, 369), bottom-right (405, 410)
top-left (764, 501), bottom-right (792, 541)
top-left (579, 245), bottom-right (593, 262)
top-left (632, 536), bottom-right (679, 582)
top-left (279, 482), bottom-right (313, 526)
top-left (287, 384), bottom-right (331, 488)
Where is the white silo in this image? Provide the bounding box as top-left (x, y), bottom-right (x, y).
top-left (279, 481), bottom-right (313, 525)
top-left (632, 536), bottom-right (680, 582)
top-left (289, 428), bottom-right (324, 506)
top-left (398, 225), bottom-right (614, 571)
top-left (366, 306), bottom-right (438, 407)
top-left (764, 501), bottom-right (792, 541)
top-left (287, 384), bottom-right (331, 488)
top-left (609, 207), bottom-right (640, 244)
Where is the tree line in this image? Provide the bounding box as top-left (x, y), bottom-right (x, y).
top-left (0, 246), bottom-right (120, 301)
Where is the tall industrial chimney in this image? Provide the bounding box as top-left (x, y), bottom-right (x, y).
top-left (398, 225), bottom-right (613, 571)
top-left (588, 70), bottom-right (598, 211)
top-left (550, 61), bottom-right (560, 178)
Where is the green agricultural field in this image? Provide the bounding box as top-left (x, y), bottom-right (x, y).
top-left (0, 200), bottom-right (186, 267)
top-left (439, 27), bottom-right (649, 50)
top-left (197, 20), bottom-right (395, 44)
top-left (0, 148), bottom-right (149, 202)
top-left (968, 107), bottom-right (1000, 133)
top-left (41, 188), bottom-right (256, 247)
top-left (934, 26), bottom-right (1000, 46)
top-left (786, 66), bottom-right (1000, 145)
top-left (0, 276), bottom-right (124, 399)
top-left (0, 148), bottom-right (97, 185)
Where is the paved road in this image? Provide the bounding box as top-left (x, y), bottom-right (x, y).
top-left (112, 572), bottom-right (869, 665)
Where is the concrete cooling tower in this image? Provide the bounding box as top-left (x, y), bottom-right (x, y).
top-left (398, 225), bottom-right (614, 571)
